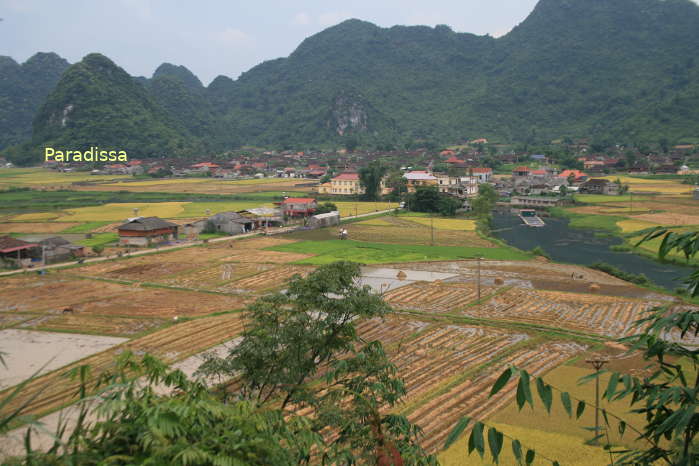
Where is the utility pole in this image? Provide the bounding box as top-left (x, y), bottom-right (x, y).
top-left (431, 216), bottom-right (434, 246)
top-left (585, 358), bottom-right (609, 445)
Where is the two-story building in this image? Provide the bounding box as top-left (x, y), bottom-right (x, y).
top-left (331, 173), bottom-right (363, 195)
top-left (117, 217), bottom-right (178, 247)
top-left (279, 198), bottom-right (318, 217)
top-left (404, 171), bottom-right (438, 193)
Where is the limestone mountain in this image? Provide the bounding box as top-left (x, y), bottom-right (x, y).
top-left (0, 52), bottom-right (69, 150)
top-left (26, 53), bottom-right (200, 163)
top-left (4, 0), bottom-right (699, 163)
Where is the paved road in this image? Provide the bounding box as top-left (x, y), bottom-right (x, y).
top-left (0, 209), bottom-right (395, 278)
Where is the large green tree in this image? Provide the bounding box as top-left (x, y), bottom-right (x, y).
top-left (197, 261), bottom-right (435, 464)
top-left (359, 161), bottom-right (388, 201)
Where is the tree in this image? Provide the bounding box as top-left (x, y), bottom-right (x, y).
top-left (197, 262), bottom-right (435, 464)
top-left (315, 202), bottom-right (338, 214)
top-left (446, 226), bottom-right (699, 465)
top-left (559, 185), bottom-right (568, 197)
top-left (359, 161), bottom-right (388, 201)
top-left (470, 184), bottom-right (498, 218)
top-left (385, 170), bottom-right (408, 201)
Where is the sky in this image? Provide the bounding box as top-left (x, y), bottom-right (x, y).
top-left (1, 0), bottom-right (696, 85)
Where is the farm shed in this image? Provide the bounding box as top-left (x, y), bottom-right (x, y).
top-left (117, 217), bottom-right (178, 247)
top-left (239, 208), bottom-right (285, 228)
top-left (38, 237), bottom-right (85, 262)
top-left (579, 179), bottom-right (620, 195)
top-left (308, 211), bottom-right (340, 228)
top-left (0, 236), bottom-right (39, 268)
top-left (202, 212), bottom-right (255, 235)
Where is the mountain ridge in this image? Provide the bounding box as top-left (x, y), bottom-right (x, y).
top-left (3, 0), bottom-right (699, 163)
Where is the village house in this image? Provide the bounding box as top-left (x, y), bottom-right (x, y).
top-left (512, 166), bottom-right (531, 178)
top-left (0, 236), bottom-right (39, 268)
top-left (190, 162), bottom-right (220, 172)
top-left (558, 169), bottom-right (588, 184)
top-left (579, 178), bottom-right (620, 195)
top-left (331, 173), bottom-right (363, 195)
top-left (279, 198), bottom-right (318, 217)
top-left (308, 211), bottom-right (340, 229)
top-left (117, 217), bottom-right (179, 247)
top-left (404, 171), bottom-right (438, 193)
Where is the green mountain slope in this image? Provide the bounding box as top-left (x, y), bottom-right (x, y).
top-left (0, 52), bottom-right (69, 150)
top-left (4, 0), bottom-right (699, 163)
top-left (18, 53), bottom-right (201, 164)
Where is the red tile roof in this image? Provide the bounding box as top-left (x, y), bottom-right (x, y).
top-left (191, 162), bottom-right (220, 168)
top-left (333, 173), bottom-right (359, 181)
top-left (513, 166), bottom-right (530, 172)
top-left (0, 236), bottom-right (38, 253)
top-left (558, 169), bottom-right (588, 179)
top-left (531, 169), bottom-right (547, 175)
top-left (470, 167), bottom-right (493, 173)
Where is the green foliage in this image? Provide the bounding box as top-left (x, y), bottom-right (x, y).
top-left (196, 262), bottom-right (435, 463)
top-left (470, 184), bottom-right (498, 219)
top-left (406, 186), bottom-right (461, 217)
top-left (358, 160), bottom-right (387, 201)
top-left (315, 201), bottom-right (338, 214)
top-left (0, 53), bottom-right (69, 151)
top-left (447, 223), bottom-right (699, 465)
top-left (5, 0), bottom-right (699, 156)
top-left (590, 261), bottom-right (651, 285)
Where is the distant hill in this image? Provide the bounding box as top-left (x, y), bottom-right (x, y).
top-left (0, 52), bottom-right (69, 150)
top-left (3, 0), bottom-right (699, 163)
top-left (23, 53), bottom-right (201, 164)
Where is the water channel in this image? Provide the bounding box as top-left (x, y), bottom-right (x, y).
top-left (490, 213), bottom-right (695, 291)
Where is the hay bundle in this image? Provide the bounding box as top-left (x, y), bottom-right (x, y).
top-left (589, 283), bottom-right (601, 293)
top-left (494, 277), bottom-right (505, 286)
top-left (396, 271), bottom-right (407, 281)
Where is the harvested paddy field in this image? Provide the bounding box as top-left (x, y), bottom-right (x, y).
top-left (0, 313), bottom-right (246, 417)
top-left (73, 287), bottom-right (249, 318)
top-left (226, 265), bottom-right (314, 292)
top-left (0, 276), bottom-right (133, 314)
top-left (16, 314), bottom-right (166, 337)
top-left (468, 287), bottom-right (661, 337)
top-left (156, 262), bottom-right (277, 291)
top-left (73, 178), bottom-right (306, 195)
top-left (383, 282), bottom-right (496, 313)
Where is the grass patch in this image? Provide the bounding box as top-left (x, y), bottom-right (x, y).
top-left (60, 221), bottom-right (113, 233)
top-left (268, 239), bottom-right (531, 265)
top-left (77, 233), bottom-right (118, 248)
top-left (550, 207), bottom-right (625, 233)
top-left (403, 217), bottom-right (477, 231)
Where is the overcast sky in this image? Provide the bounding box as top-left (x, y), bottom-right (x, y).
top-left (1, 0), bottom-right (696, 85)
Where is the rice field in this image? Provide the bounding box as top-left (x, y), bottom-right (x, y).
top-left (402, 217), bottom-right (477, 231)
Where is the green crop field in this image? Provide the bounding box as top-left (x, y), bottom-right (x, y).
top-left (268, 239), bottom-right (531, 265)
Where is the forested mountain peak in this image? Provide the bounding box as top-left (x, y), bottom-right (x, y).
top-left (152, 63), bottom-right (204, 91)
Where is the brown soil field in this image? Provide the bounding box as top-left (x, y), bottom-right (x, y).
top-left (631, 212), bottom-right (699, 226)
top-left (74, 287), bottom-right (250, 318)
top-left (220, 249), bottom-right (314, 264)
top-left (207, 236), bottom-right (298, 250)
top-left (383, 282), bottom-right (496, 313)
top-left (0, 276), bottom-right (133, 314)
top-left (156, 262), bottom-right (277, 291)
top-left (0, 313), bottom-right (34, 328)
top-left (0, 222), bottom-right (79, 234)
top-left (19, 314), bottom-right (167, 337)
top-left (1, 313), bottom-right (246, 417)
top-left (346, 216), bottom-right (494, 248)
top-left (73, 258), bottom-right (202, 282)
top-left (228, 265), bottom-right (315, 292)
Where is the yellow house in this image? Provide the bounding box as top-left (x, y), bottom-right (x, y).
top-left (330, 173), bottom-right (391, 195)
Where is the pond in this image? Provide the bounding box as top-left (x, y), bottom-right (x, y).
top-left (490, 213), bottom-right (694, 290)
